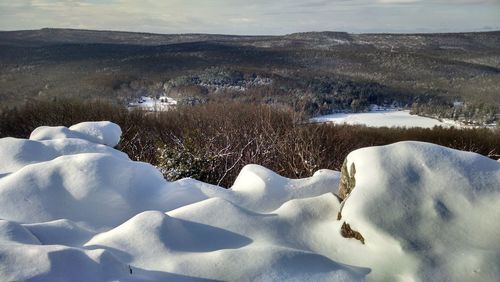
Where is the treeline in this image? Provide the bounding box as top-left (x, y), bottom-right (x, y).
top-left (1, 99), bottom-right (499, 187)
top-left (158, 67), bottom-right (432, 115)
top-left (411, 102), bottom-right (498, 125)
top-left (152, 67), bottom-right (499, 125)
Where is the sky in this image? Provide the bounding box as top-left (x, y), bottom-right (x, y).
top-left (0, 0), bottom-right (499, 35)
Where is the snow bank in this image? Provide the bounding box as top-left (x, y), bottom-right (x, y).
top-left (338, 142), bottom-right (500, 281)
top-left (69, 121), bottom-right (122, 147)
top-left (30, 121), bottom-right (121, 147)
top-left (1, 121), bottom-right (353, 281)
top-left (1, 122), bottom-right (499, 281)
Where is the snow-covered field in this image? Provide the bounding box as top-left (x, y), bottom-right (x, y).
top-left (1, 122), bottom-right (499, 281)
top-left (311, 110), bottom-right (460, 128)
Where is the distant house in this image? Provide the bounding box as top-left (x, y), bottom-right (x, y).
top-left (128, 95), bottom-right (177, 112)
top-left (159, 96), bottom-right (177, 105)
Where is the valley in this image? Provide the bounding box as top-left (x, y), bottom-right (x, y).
top-left (1, 28), bottom-right (499, 125)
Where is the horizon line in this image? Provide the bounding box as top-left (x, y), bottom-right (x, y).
top-left (1, 27), bottom-right (500, 37)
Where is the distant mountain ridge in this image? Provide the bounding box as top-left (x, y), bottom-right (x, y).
top-left (0, 28), bottom-right (273, 46)
top-left (1, 28), bottom-right (499, 50)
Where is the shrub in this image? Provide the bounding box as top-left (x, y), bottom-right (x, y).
top-left (1, 99), bottom-right (499, 187)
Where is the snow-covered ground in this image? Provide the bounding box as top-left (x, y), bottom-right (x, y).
top-left (1, 122), bottom-right (499, 281)
top-left (311, 110), bottom-right (462, 128)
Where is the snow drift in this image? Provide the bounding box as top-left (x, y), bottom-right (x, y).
top-left (337, 142), bottom-right (500, 281)
top-left (30, 121), bottom-right (122, 147)
top-left (0, 122), bottom-right (498, 281)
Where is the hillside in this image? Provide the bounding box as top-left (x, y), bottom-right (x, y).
top-left (0, 121), bottom-right (499, 281)
top-left (0, 28), bottom-right (499, 122)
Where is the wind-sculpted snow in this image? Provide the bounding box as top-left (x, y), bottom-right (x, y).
top-left (339, 142), bottom-right (500, 281)
top-left (30, 121), bottom-right (122, 147)
top-left (0, 122), bottom-right (499, 281)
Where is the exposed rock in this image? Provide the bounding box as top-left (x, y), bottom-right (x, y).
top-left (340, 222), bottom-right (365, 244)
top-left (338, 160), bottom-right (356, 200)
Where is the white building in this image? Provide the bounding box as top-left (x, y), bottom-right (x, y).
top-left (128, 95), bottom-right (178, 112)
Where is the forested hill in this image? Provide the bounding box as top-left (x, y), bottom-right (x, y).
top-left (1, 28), bottom-right (499, 123)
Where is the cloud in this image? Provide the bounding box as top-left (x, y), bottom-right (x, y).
top-left (0, 0), bottom-right (499, 34)
top-left (377, 0), bottom-right (421, 3)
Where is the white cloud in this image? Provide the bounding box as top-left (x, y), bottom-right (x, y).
top-left (377, 0), bottom-right (421, 3)
top-left (0, 0), bottom-right (499, 34)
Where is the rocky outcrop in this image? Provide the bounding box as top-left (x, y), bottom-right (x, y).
top-left (340, 222), bottom-right (365, 244)
top-left (338, 160), bottom-right (356, 200)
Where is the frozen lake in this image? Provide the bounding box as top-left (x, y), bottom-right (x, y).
top-left (311, 110), bottom-right (457, 128)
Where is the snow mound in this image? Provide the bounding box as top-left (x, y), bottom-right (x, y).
top-left (0, 153), bottom-right (168, 228)
top-left (2, 122), bottom-right (361, 281)
top-left (0, 220), bottom-right (40, 245)
top-left (338, 141), bottom-right (500, 281)
top-left (230, 164), bottom-right (340, 212)
top-left (69, 121), bottom-right (122, 147)
top-left (0, 137), bottom-right (127, 175)
top-left (30, 121), bottom-right (121, 147)
top-left (1, 122), bottom-right (499, 281)
top-left (85, 197), bottom-right (366, 281)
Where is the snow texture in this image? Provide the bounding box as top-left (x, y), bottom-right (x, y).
top-left (1, 121), bottom-right (499, 281)
top-left (339, 142), bottom-right (500, 281)
top-left (30, 121), bottom-right (122, 147)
